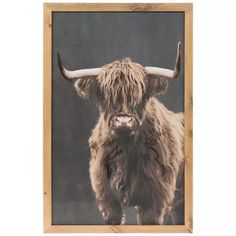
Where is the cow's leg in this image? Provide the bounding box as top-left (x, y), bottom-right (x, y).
top-left (136, 205), bottom-right (165, 225)
top-left (97, 196), bottom-right (125, 225)
top-left (89, 156), bottom-right (124, 225)
top-left (168, 200), bottom-right (184, 225)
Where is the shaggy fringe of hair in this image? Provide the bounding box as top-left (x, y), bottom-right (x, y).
top-left (97, 58), bottom-right (146, 109)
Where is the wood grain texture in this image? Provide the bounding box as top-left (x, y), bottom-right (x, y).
top-left (43, 3), bottom-right (52, 232)
top-left (43, 3), bottom-right (193, 233)
top-left (184, 6), bottom-right (193, 233)
top-left (44, 3), bottom-right (192, 12)
top-left (44, 225), bottom-right (191, 233)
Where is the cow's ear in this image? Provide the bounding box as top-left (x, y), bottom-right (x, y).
top-left (146, 76), bottom-right (169, 96)
top-left (74, 77), bottom-right (98, 99)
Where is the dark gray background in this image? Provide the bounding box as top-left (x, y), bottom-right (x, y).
top-left (52, 12), bottom-right (184, 225)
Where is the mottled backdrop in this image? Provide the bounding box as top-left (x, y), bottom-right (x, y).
top-left (52, 12), bottom-right (184, 224)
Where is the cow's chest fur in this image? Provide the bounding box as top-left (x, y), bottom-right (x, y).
top-left (106, 142), bottom-right (163, 207)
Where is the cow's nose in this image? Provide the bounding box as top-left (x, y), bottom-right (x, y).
top-left (113, 116), bottom-right (135, 130)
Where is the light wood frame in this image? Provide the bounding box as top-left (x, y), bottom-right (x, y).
top-left (43, 3), bottom-right (193, 233)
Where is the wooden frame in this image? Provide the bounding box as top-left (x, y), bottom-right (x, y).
top-left (44, 3), bottom-right (192, 233)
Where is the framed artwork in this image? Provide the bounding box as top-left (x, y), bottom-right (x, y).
top-left (44, 3), bottom-right (192, 233)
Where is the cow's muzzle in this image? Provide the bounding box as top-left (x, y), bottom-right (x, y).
top-left (110, 114), bottom-right (138, 136)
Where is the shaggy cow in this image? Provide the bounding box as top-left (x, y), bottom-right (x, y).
top-left (58, 42), bottom-right (184, 225)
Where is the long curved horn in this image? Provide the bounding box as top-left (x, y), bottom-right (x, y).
top-left (58, 53), bottom-right (102, 80)
top-left (145, 42), bottom-right (181, 79)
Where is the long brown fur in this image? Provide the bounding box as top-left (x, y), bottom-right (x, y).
top-left (73, 58), bottom-right (184, 225)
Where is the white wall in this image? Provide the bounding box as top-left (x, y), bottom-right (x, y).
top-left (0, 0), bottom-right (236, 235)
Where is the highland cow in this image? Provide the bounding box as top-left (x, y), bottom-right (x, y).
top-left (58, 42), bottom-right (184, 225)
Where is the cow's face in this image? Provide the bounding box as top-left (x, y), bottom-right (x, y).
top-left (98, 59), bottom-right (170, 138)
top-left (73, 58), bottom-right (168, 138)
